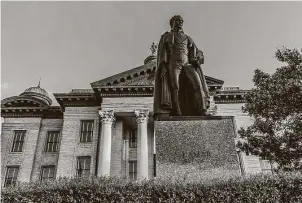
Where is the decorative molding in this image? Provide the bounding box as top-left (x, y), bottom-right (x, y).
top-left (99, 110), bottom-right (115, 124)
top-left (1, 96), bottom-right (49, 108)
top-left (1, 106), bottom-right (63, 118)
top-left (215, 99), bottom-right (246, 104)
top-left (134, 109), bottom-right (149, 123)
top-left (53, 93), bottom-right (102, 108)
top-left (1, 113), bottom-right (44, 118)
top-left (119, 74), bottom-right (154, 86)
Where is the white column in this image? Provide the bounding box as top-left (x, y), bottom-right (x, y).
top-left (134, 109), bottom-right (149, 180)
top-left (98, 110), bottom-right (115, 177)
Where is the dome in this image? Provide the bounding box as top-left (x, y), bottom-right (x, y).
top-left (144, 54), bottom-right (157, 64)
top-left (20, 84), bottom-right (52, 106)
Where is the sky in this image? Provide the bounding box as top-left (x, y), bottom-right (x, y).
top-left (1, 1), bottom-right (302, 100)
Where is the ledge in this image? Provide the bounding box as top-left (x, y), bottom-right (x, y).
top-left (155, 115), bottom-right (235, 121)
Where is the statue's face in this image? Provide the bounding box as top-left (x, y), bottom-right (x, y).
top-left (172, 17), bottom-right (183, 29)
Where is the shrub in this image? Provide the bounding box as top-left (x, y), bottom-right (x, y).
top-left (1, 173), bottom-right (302, 203)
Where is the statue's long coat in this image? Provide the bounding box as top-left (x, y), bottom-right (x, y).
top-left (153, 31), bottom-right (210, 116)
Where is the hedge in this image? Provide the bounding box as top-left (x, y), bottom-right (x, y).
top-left (1, 172), bottom-right (302, 203)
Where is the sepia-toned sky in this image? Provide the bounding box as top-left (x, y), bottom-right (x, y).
top-left (2, 1), bottom-right (302, 100)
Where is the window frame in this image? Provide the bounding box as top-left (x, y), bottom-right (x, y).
top-left (44, 131), bottom-right (60, 152)
top-left (129, 161), bottom-right (137, 180)
top-left (76, 156), bottom-right (91, 177)
top-left (80, 120), bottom-right (94, 143)
top-left (40, 165), bottom-right (56, 182)
top-left (4, 166), bottom-right (20, 187)
top-left (129, 128), bottom-right (137, 148)
top-left (11, 131), bottom-right (26, 152)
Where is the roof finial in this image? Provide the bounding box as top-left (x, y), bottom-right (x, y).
top-left (150, 42), bottom-right (158, 56)
top-left (37, 77), bottom-right (41, 88)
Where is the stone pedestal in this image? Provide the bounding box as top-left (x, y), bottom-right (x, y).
top-left (155, 116), bottom-right (242, 182)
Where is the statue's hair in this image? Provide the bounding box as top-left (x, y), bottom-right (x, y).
top-left (170, 15), bottom-right (183, 28)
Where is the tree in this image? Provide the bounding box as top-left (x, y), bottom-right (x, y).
top-left (237, 47), bottom-right (302, 171)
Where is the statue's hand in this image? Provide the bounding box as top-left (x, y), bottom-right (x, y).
top-left (160, 67), bottom-right (167, 78)
top-left (198, 56), bottom-right (204, 65)
top-left (191, 59), bottom-right (199, 67)
top-left (196, 50), bottom-right (204, 65)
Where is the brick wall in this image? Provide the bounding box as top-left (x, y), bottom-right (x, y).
top-left (110, 120), bottom-right (124, 177)
top-left (1, 117), bottom-right (42, 186)
top-left (31, 119), bottom-right (63, 182)
top-left (56, 107), bottom-right (100, 178)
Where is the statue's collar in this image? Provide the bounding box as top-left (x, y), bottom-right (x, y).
top-left (171, 29), bottom-right (184, 34)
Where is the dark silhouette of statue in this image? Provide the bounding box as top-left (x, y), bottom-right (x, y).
top-left (153, 15), bottom-right (210, 117)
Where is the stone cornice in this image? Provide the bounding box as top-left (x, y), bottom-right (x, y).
top-left (214, 100), bottom-right (247, 104)
top-left (94, 85), bottom-right (222, 97)
top-left (95, 86), bottom-right (154, 97)
top-left (1, 106), bottom-right (63, 118)
top-left (214, 90), bottom-right (250, 104)
top-left (1, 96), bottom-right (49, 108)
top-left (53, 93), bottom-right (102, 107)
top-left (1, 112), bottom-right (44, 118)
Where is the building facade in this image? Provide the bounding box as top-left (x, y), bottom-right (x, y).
top-left (1, 55), bottom-right (271, 187)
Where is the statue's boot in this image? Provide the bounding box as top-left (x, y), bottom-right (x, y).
top-left (171, 90), bottom-right (182, 116)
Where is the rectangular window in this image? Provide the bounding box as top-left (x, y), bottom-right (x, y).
top-left (80, 121), bottom-right (94, 142)
top-left (45, 131), bottom-right (60, 152)
top-left (41, 166), bottom-right (56, 181)
top-left (77, 156), bottom-right (91, 177)
top-left (129, 161), bottom-right (137, 180)
top-left (11, 131), bottom-right (26, 152)
top-left (4, 166), bottom-right (19, 187)
top-left (129, 128), bottom-right (137, 148)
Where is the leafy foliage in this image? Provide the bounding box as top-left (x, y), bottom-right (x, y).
top-left (1, 173), bottom-right (302, 203)
top-left (237, 47), bottom-right (302, 170)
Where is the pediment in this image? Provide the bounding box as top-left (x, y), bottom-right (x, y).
top-left (91, 61), bottom-right (224, 91)
top-left (91, 61), bottom-right (157, 88)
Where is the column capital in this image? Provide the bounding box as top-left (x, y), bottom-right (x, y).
top-left (99, 110), bottom-right (115, 124)
top-left (134, 109), bottom-right (149, 124)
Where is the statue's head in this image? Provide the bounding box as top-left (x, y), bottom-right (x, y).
top-left (170, 15), bottom-right (183, 30)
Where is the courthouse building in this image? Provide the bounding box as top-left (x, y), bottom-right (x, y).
top-left (1, 52), bottom-right (271, 187)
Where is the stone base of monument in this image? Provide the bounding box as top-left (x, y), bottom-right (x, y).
top-left (155, 116), bottom-right (242, 182)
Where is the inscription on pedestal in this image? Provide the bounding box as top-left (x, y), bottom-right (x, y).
top-left (155, 117), bottom-right (242, 181)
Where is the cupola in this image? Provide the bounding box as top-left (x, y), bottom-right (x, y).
top-left (144, 42), bottom-right (157, 64)
top-left (19, 81), bottom-right (52, 106)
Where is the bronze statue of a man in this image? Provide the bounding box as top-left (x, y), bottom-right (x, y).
top-left (153, 15), bottom-right (210, 117)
